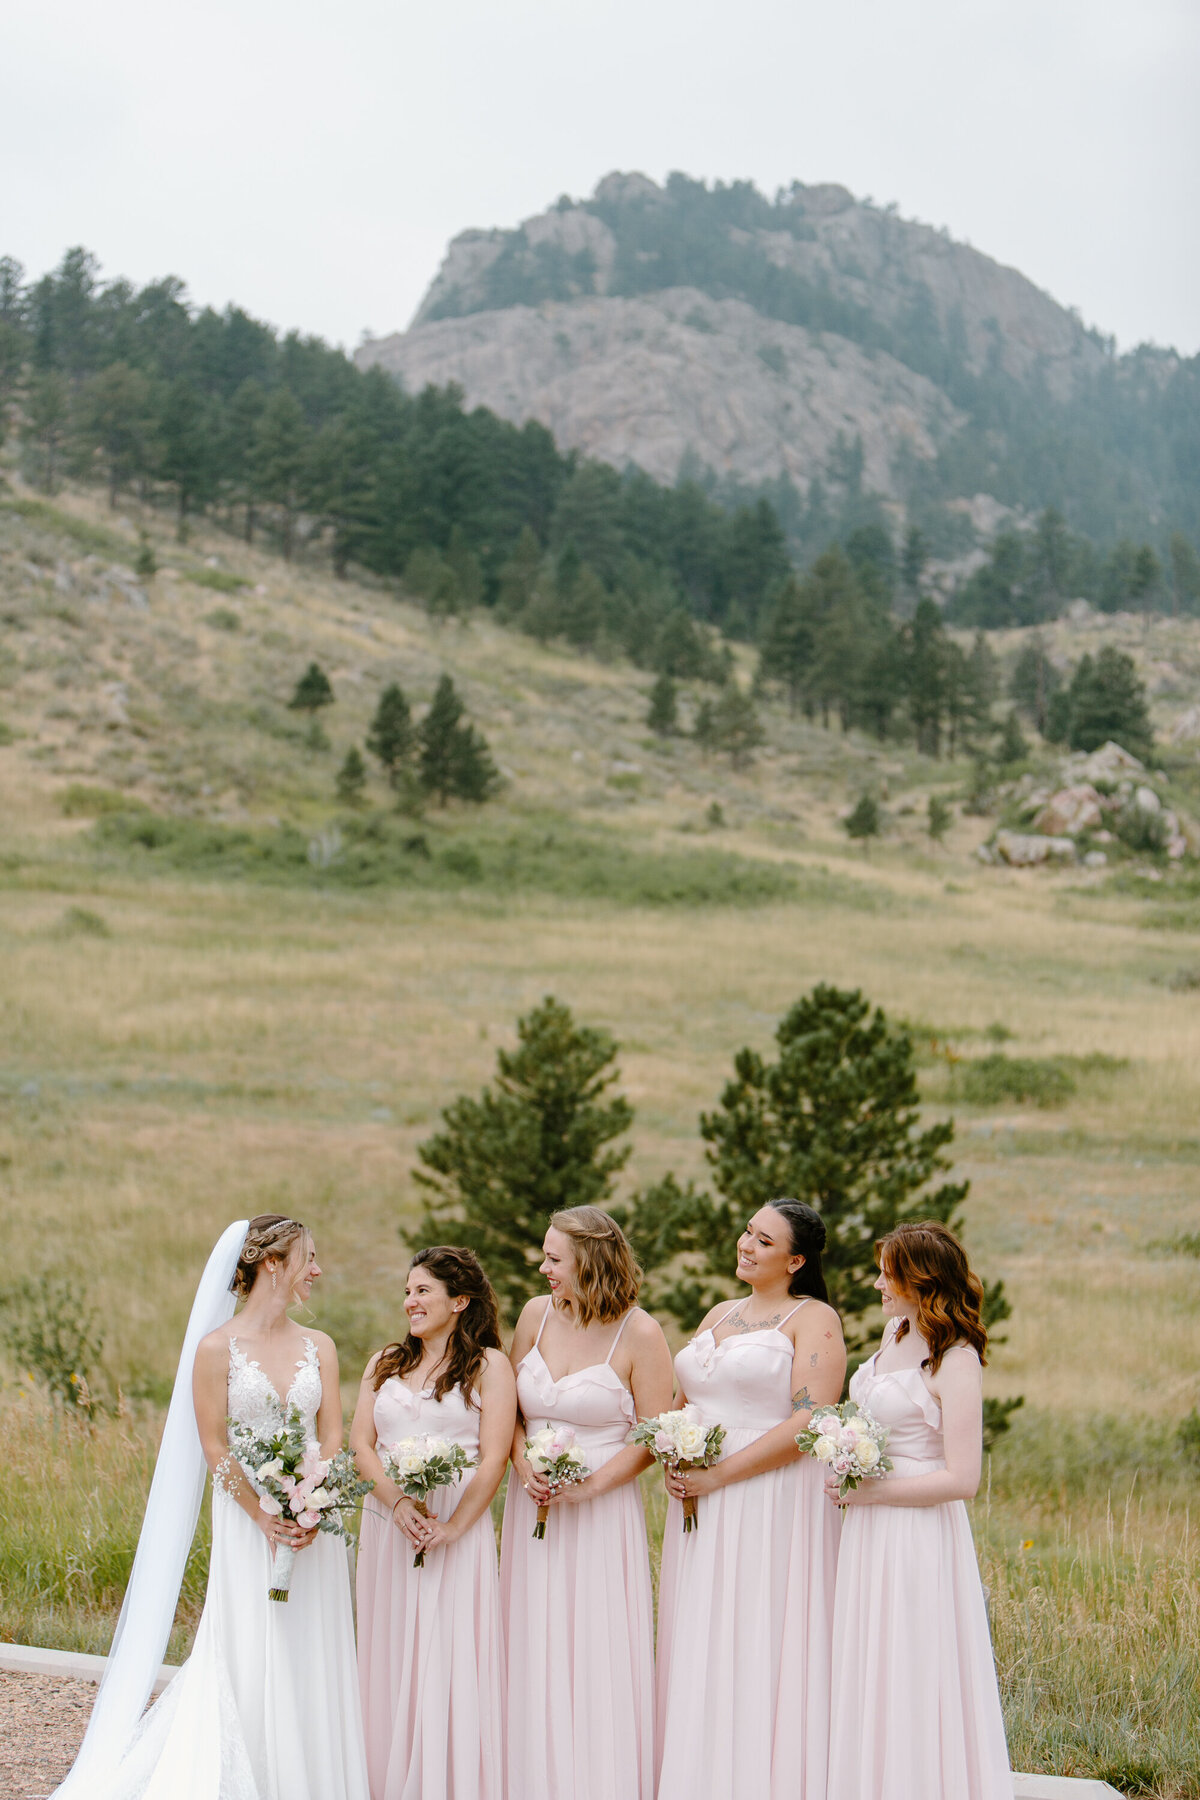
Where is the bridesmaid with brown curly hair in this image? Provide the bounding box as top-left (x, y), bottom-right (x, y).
top-left (351, 1246), bottom-right (517, 1800)
top-left (826, 1220), bottom-right (1010, 1800)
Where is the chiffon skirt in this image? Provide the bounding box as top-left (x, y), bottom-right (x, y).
top-left (500, 1474), bottom-right (655, 1800)
top-left (828, 1491), bottom-right (1010, 1800)
top-left (356, 1491), bottom-right (504, 1800)
top-left (655, 1443), bottom-right (838, 1800)
top-left (94, 1489), bottom-right (368, 1800)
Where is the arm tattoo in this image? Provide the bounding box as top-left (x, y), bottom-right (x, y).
top-left (809, 1352), bottom-right (819, 1366)
top-left (791, 1386), bottom-right (813, 1414)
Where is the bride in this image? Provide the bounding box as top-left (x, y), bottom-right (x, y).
top-left (54, 1215), bottom-right (369, 1800)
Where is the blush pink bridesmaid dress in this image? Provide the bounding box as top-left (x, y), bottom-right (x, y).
top-left (500, 1303), bottom-right (655, 1800)
top-left (655, 1299), bottom-right (840, 1800)
top-left (356, 1376), bottom-right (504, 1800)
top-left (827, 1342), bottom-right (1011, 1799)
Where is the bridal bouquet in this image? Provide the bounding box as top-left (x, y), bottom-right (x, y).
top-left (227, 1405), bottom-right (372, 1601)
top-left (795, 1400), bottom-right (892, 1498)
top-left (380, 1435), bottom-right (476, 1567)
top-left (629, 1406), bottom-right (725, 1532)
top-left (522, 1426), bottom-right (590, 1539)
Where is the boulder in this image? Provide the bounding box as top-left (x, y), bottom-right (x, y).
top-left (1032, 784), bottom-right (1103, 837)
top-left (1078, 741), bottom-right (1145, 783)
top-left (1082, 850), bottom-right (1108, 869)
top-left (1134, 785), bottom-right (1161, 813)
top-left (993, 830), bottom-right (1076, 867)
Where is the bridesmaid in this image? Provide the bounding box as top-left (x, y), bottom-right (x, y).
top-left (351, 1246), bottom-right (517, 1800)
top-left (501, 1205), bottom-right (673, 1800)
top-left (655, 1200), bottom-right (845, 1800)
top-left (826, 1220), bottom-right (1010, 1800)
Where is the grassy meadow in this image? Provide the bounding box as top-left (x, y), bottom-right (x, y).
top-left (2, 483), bottom-right (1200, 1793)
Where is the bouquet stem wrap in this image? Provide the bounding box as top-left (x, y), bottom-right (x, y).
top-left (268, 1541), bottom-right (296, 1603)
top-left (410, 1499), bottom-right (431, 1568)
top-left (534, 1502), bottom-right (550, 1539)
top-left (681, 1493), bottom-right (699, 1534)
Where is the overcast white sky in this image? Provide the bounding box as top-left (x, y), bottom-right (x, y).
top-left (3, 0), bottom-right (1197, 355)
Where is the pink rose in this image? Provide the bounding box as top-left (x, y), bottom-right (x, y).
top-left (259, 1495), bottom-right (284, 1516)
top-left (296, 1509), bottom-right (321, 1529)
top-left (654, 1431), bottom-right (675, 1456)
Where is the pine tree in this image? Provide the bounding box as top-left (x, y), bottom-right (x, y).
top-left (418, 674), bottom-right (499, 805)
top-left (413, 996), bottom-right (634, 1320)
top-left (366, 683), bottom-right (416, 789)
top-left (1066, 647), bottom-right (1153, 760)
top-left (996, 709), bottom-right (1029, 766)
top-left (625, 985), bottom-right (977, 1350)
top-left (1009, 637), bottom-right (1061, 734)
top-left (712, 684), bottom-right (764, 769)
top-left (288, 663), bottom-right (334, 715)
top-left (844, 793), bottom-right (880, 851)
top-left (335, 746), bottom-right (367, 806)
top-left (647, 673), bottom-right (678, 736)
top-left (927, 794), bottom-right (952, 843)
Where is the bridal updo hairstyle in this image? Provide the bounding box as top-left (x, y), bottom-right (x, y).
top-left (549, 1205), bottom-right (642, 1328)
top-left (231, 1214), bottom-right (308, 1298)
top-left (372, 1246), bottom-right (502, 1408)
top-left (766, 1199), bottom-right (830, 1303)
top-left (877, 1220), bottom-right (988, 1374)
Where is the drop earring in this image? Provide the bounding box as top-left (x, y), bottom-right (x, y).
top-left (271, 1268), bottom-right (277, 1291)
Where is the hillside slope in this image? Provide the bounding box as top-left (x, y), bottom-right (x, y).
top-left (358, 173), bottom-right (1197, 548)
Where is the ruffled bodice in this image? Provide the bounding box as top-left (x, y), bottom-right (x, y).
top-left (850, 1351), bottom-right (947, 1473)
top-left (227, 1335), bottom-right (322, 1443)
top-left (516, 1306), bottom-right (637, 1470)
top-left (674, 1325), bottom-right (797, 1437)
top-left (371, 1376), bottom-right (482, 1460)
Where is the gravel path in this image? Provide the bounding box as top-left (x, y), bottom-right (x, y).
top-left (0, 1672), bottom-right (93, 1798)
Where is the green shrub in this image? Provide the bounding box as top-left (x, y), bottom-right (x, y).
top-left (959, 1054), bottom-right (1077, 1108)
top-left (185, 566), bottom-right (249, 594)
top-left (88, 808), bottom-right (889, 910)
top-left (0, 1276), bottom-right (106, 1415)
top-left (59, 783), bottom-right (141, 818)
top-left (205, 606), bottom-right (241, 631)
top-left (52, 905), bottom-right (111, 938)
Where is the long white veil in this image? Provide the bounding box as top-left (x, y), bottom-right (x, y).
top-left (53, 1218), bottom-right (249, 1798)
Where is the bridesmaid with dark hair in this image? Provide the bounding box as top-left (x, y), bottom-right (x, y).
top-left (351, 1246), bottom-right (517, 1800)
top-left (825, 1220), bottom-right (1009, 1800)
top-left (655, 1201), bottom-right (846, 1800)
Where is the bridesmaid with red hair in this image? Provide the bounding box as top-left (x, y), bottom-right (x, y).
top-left (826, 1220), bottom-right (1010, 1800)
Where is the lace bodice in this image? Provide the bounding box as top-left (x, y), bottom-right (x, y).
top-left (227, 1334), bottom-right (322, 1442)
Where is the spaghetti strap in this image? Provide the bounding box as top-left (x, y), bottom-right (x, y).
top-left (533, 1298), bottom-right (553, 1350)
top-left (778, 1297), bottom-right (812, 1329)
top-left (604, 1310), bottom-right (635, 1364)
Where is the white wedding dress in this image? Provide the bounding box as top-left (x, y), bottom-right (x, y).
top-left (91, 1335), bottom-right (369, 1800)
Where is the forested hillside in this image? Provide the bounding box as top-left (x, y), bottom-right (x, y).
top-left (0, 248), bottom-right (794, 665)
top-left (362, 172), bottom-right (1200, 558)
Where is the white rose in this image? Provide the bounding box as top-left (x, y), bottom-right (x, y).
top-left (258, 1457), bottom-right (284, 1479)
top-left (397, 1452), bottom-right (424, 1476)
top-left (856, 1440), bottom-right (880, 1470)
top-left (677, 1424), bottom-right (708, 1460)
top-left (813, 1436), bottom-right (837, 1463)
top-left (425, 1438), bottom-right (452, 1460)
top-left (306, 1486), bottom-right (333, 1508)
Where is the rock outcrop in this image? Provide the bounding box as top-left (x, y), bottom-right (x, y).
top-left (356, 172), bottom-right (1111, 506)
top-left (359, 286), bottom-right (961, 494)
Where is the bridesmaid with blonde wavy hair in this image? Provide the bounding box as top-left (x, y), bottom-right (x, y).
top-left (501, 1205), bottom-right (673, 1800)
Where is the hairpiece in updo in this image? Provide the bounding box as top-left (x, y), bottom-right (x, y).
top-left (231, 1215), bottom-right (306, 1297)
